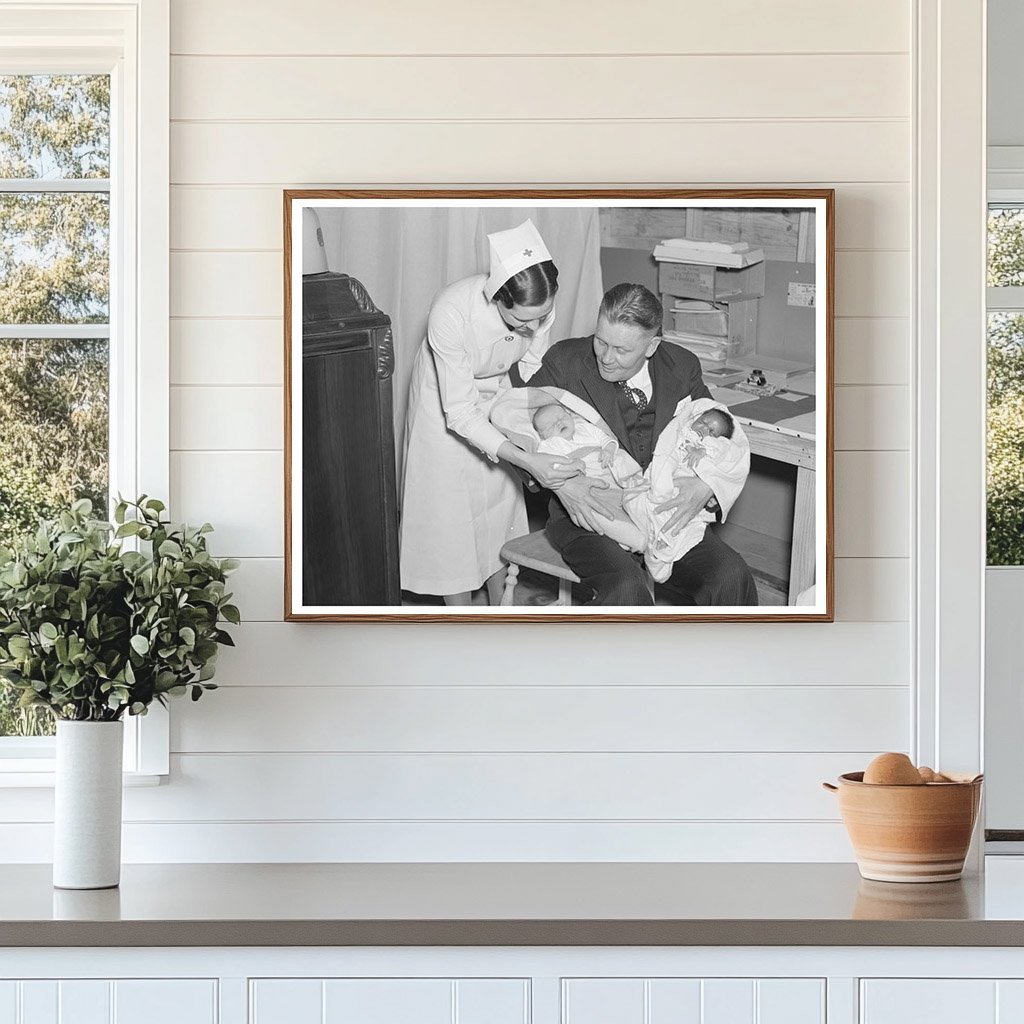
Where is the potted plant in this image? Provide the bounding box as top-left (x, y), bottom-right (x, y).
top-left (0, 497), bottom-right (239, 889)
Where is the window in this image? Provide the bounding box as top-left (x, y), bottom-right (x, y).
top-left (987, 205), bottom-right (1024, 565)
top-left (0, 2), bottom-right (169, 779)
top-left (0, 73), bottom-right (111, 738)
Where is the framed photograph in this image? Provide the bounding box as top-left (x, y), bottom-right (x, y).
top-left (284, 190), bottom-right (833, 622)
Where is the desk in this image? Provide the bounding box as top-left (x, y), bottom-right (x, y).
top-left (711, 375), bottom-right (817, 605)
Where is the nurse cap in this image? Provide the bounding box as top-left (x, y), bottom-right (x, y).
top-left (483, 219), bottom-right (553, 302)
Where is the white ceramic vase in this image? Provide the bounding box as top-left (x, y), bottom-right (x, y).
top-left (53, 719), bottom-right (124, 889)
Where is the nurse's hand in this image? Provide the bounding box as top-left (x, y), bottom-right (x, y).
top-left (555, 476), bottom-right (619, 534)
top-left (525, 452), bottom-right (584, 490)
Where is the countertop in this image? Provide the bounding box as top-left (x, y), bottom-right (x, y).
top-left (7, 861), bottom-right (1024, 947)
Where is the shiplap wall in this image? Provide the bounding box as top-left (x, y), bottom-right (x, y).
top-left (28, 0), bottom-right (916, 861)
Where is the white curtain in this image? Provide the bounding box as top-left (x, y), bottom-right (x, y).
top-left (316, 206), bottom-right (604, 482)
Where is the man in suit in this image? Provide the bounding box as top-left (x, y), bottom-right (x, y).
top-left (523, 282), bottom-right (758, 606)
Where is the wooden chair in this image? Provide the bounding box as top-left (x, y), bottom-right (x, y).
top-left (499, 531), bottom-right (581, 606)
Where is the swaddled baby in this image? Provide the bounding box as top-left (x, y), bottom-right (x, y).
top-left (621, 400), bottom-right (749, 583)
top-left (532, 403), bottom-right (618, 480)
top-left (531, 401), bottom-right (645, 552)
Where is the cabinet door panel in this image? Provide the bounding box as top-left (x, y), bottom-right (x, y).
top-left (58, 982), bottom-right (110, 1024)
top-left (648, 980), bottom-right (701, 1023)
top-left (702, 980), bottom-right (755, 1024)
top-left (323, 980), bottom-right (452, 1024)
top-left (455, 980), bottom-right (528, 1024)
top-left (861, 980), bottom-right (996, 1024)
top-left (0, 983), bottom-right (16, 1024)
top-left (113, 981), bottom-right (216, 1024)
top-left (757, 980), bottom-right (825, 1024)
top-left (998, 980), bottom-right (1024, 1023)
top-left (18, 983), bottom-right (56, 1024)
top-left (250, 979), bottom-right (322, 1024)
top-left (563, 980), bottom-right (645, 1024)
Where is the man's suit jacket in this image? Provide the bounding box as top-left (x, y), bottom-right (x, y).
top-left (525, 336), bottom-right (712, 471)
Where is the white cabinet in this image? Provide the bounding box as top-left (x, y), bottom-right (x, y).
top-left (249, 978), bottom-right (529, 1024)
top-left (0, 980), bottom-right (216, 1024)
top-left (860, 980), bottom-right (1024, 1024)
top-left (562, 978), bottom-right (825, 1024)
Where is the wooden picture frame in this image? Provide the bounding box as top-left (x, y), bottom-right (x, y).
top-left (284, 189), bottom-right (834, 622)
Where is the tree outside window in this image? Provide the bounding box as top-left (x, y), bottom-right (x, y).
top-left (0, 75), bottom-right (111, 736)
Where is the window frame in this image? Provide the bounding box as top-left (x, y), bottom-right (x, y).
top-left (0, 0), bottom-right (169, 783)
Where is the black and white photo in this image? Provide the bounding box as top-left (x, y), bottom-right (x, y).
top-left (285, 191), bottom-right (833, 621)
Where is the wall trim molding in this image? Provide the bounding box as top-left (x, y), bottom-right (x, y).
top-left (913, 0), bottom-right (987, 808)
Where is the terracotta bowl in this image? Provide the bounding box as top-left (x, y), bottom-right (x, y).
top-left (823, 772), bottom-right (983, 883)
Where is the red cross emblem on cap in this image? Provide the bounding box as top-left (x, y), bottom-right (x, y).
top-left (523, 248), bottom-right (532, 256)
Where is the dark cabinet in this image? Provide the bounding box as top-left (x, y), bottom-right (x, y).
top-left (300, 272), bottom-right (400, 605)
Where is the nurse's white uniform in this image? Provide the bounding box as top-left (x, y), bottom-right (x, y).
top-left (400, 272), bottom-right (554, 595)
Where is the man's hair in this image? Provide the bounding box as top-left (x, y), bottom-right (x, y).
top-left (598, 283), bottom-right (664, 333)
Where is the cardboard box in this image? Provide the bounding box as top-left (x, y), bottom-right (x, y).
top-left (671, 304), bottom-right (729, 337)
top-left (658, 260), bottom-right (766, 303)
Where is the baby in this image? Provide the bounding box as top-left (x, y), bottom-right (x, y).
top-left (531, 401), bottom-right (646, 552)
top-left (532, 403), bottom-right (618, 479)
top-left (621, 401), bottom-right (748, 583)
top-left (679, 408), bottom-right (735, 469)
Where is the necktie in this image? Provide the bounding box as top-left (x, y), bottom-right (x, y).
top-left (615, 380), bottom-right (648, 411)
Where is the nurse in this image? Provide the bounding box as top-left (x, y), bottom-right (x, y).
top-left (400, 220), bottom-right (583, 605)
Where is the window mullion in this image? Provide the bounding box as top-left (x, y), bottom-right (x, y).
top-left (0, 178), bottom-right (110, 193)
top-left (0, 325), bottom-right (110, 338)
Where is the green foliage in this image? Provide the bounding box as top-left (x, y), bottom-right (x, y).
top-left (0, 75), bottom-right (109, 179)
top-left (0, 497), bottom-right (239, 723)
top-left (988, 394), bottom-right (1024, 566)
top-left (987, 212), bottom-right (1024, 565)
top-left (989, 209), bottom-right (1024, 288)
top-left (0, 339), bottom-right (108, 550)
top-left (0, 76), bottom-right (109, 326)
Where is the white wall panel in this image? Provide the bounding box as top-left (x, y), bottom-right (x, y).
top-left (834, 452), bottom-right (910, 558)
top-left (0, 0), bottom-right (913, 864)
top-left (171, 684), bottom-right (908, 754)
top-left (834, 386), bottom-right (909, 451)
top-left (834, 319), bottom-right (910, 386)
top-left (113, 981), bottom-right (217, 1024)
top-left (0, 819), bottom-right (855, 862)
top-left (224, 556), bottom-right (909, 623)
top-left (170, 121), bottom-right (909, 186)
top-left (223, 558), bottom-right (283, 621)
top-left (835, 251), bottom-right (910, 318)
top-left (171, 451), bottom-right (282, 557)
top-left (170, 0), bottom-right (909, 55)
top-left (170, 320), bottom-right (282, 386)
top-left (171, 386), bottom-right (282, 451)
top-left (172, 55), bottom-right (908, 122)
top-left (211, 622), bottom-right (910, 687)
top-left (170, 253), bottom-right (280, 317)
top-left (0, 983), bottom-right (13, 1024)
top-left (170, 184), bottom-right (909, 253)
top-left (123, 752), bottom-right (864, 821)
top-left (833, 559), bottom-right (909, 621)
